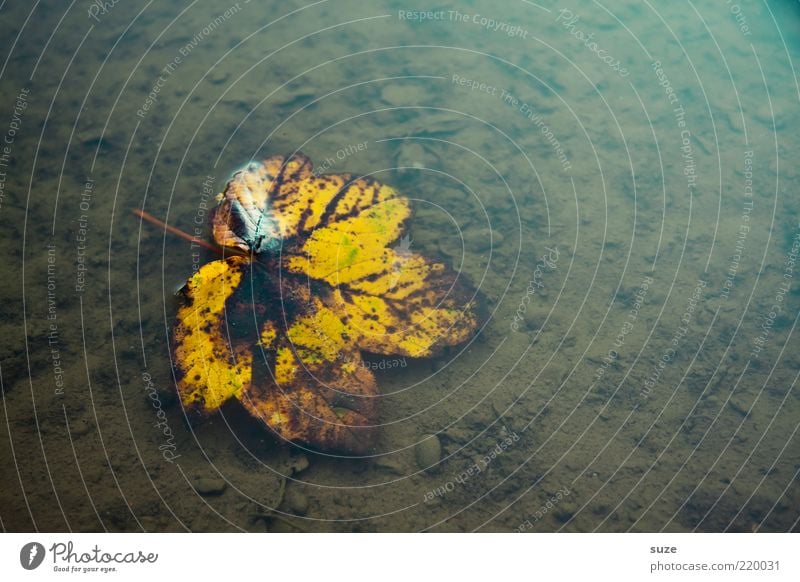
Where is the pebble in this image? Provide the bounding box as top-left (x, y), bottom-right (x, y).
top-left (288, 454), bottom-right (310, 475)
top-left (208, 70), bottom-right (230, 85)
top-left (192, 477), bottom-right (227, 496)
top-left (285, 490), bottom-right (309, 516)
top-left (414, 434), bottom-right (442, 471)
top-left (394, 142), bottom-right (430, 169)
top-left (445, 427), bottom-right (470, 444)
top-left (70, 418), bottom-right (93, 437)
top-left (373, 457), bottom-right (406, 475)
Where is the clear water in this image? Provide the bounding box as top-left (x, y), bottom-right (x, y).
top-left (0, 0), bottom-right (798, 532)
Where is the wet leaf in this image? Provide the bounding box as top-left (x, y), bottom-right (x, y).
top-left (173, 153), bottom-right (479, 453)
top-left (173, 256), bottom-right (253, 413)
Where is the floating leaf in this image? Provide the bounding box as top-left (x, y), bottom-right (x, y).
top-left (173, 153), bottom-right (479, 453)
top-left (173, 256), bottom-right (253, 412)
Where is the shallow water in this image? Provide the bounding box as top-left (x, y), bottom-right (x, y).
top-left (0, 0), bottom-right (798, 532)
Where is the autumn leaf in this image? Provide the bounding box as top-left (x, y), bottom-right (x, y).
top-left (173, 256), bottom-right (253, 413)
top-left (173, 152), bottom-right (479, 453)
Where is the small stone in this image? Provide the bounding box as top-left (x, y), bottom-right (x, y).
top-left (285, 490), bottom-right (308, 516)
top-left (444, 427), bottom-right (470, 444)
top-left (288, 454), bottom-right (310, 475)
top-left (373, 457), bottom-right (406, 475)
top-left (208, 70), bottom-right (230, 85)
top-left (70, 418), bottom-right (93, 437)
top-left (192, 477), bottom-right (227, 496)
top-left (414, 434), bottom-right (442, 472)
top-left (394, 142), bottom-right (430, 170)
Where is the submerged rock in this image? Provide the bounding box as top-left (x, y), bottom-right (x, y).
top-left (373, 456), bottom-right (406, 475)
top-left (288, 454), bottom-right (310, 475)
top-left (415, 434), bottom-right (442, 471)
top-left (285, 490), bottom-right (309, 516)
top-left (192, 477), bottom-right (227, 496)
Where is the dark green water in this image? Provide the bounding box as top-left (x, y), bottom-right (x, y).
top-left (1, 0), bottom-right (798, 532)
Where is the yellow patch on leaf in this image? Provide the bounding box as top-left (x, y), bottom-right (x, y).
top-left (173, 256), bottom-right (253, 412)
top-left (286, 197), bottom-right (410, 284)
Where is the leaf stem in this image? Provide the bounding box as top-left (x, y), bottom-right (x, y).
top-left (133, 208), bottom-right (222, 255)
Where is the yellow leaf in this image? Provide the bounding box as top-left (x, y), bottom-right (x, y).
top-left (173, 256), bottom-right (253, 412)
top-left (173, 152), bottom-right (479, 452)
top-left (241, 301), bottom-right (379, 453)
